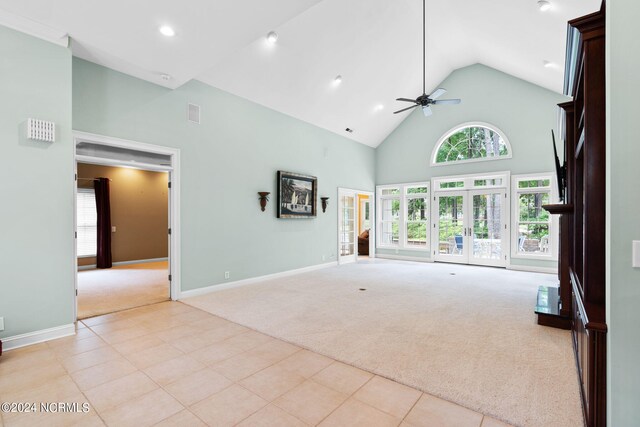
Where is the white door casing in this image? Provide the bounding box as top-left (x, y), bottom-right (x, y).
top-left (431, 172), bottom-right (510, 268)
top-left (72, 131), bottom-right (181, 321)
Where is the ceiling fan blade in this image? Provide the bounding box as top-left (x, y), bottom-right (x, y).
top-left (396, 98), bottom-right (418, 103)
top-left (432, 99), bottom-right (461, 105)
top-left (429, 88), bottom-right (447, 100)
top-left (422, 105), bottom-right (433, 117)
top-left (393, 105), bottom-right (419, 114)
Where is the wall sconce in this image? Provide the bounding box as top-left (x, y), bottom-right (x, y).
top-left (320, 197), bottom-right (329, 213)
top-left (258, 192), bottom-right (270, 212)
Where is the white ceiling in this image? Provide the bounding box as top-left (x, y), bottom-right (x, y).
top-left (0, 0), bottom-right (600, 147)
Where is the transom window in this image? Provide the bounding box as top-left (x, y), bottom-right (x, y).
top-left (433, 173), bottom-right (508, 191)
top-left (432, 122), bottom-right (511, 166)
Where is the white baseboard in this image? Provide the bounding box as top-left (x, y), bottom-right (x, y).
top-left (2, 324), bottom-right (75, 351)
top-left (375, 254), bottom-right (433, 263)
top-left (508, 265), bottom-right (557, 274)
top-left (78, 257), bottom-right (168, 271)
top-left (179, 261), bottom-right (338, 299)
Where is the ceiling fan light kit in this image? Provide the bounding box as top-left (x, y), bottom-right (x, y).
top-left (393, 0), bottom-right (461, 117)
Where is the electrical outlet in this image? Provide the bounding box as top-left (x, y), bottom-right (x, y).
top-left (633, 241), bottom-right (640, 268)
top-left (0, 317), bottom-right (4, 331)
top-left (224, 271), bottom-right (230, 280)
top-left (322, 255), bottom-right (326, 261)
top-left (111, 226), bottom-right (116, 233)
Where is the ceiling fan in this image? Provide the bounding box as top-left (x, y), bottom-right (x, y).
top-left (394, 0), bottom-right (461, 117)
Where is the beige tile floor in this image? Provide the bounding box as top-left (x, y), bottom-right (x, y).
top-left (0, 302), bottom-right (512, 427)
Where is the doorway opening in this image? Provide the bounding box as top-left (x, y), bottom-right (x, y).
top-left (432, 172), bottom-right (510, 267)
top-left (73, 132), bottom-right (181, 320)
top-left (338, 188), bottom-right (374, 264)
top-left (76, 163), bottom-right (169, 318)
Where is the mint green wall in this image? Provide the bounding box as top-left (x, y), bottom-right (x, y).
top-left (72, 58), bottom-right (375, 292)
top-left (607, 1), bottom-right (640, 424)
top-left (0, 26), bottom-right (74, 339)
top-left (375, 64), bottom-right (567, 269)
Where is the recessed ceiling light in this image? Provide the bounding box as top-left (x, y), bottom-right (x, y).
top-left (537, 0), bottom-right (552, 12)
top-left (333, 75), bottom-right (343, 85)
top-left (543, 60), bottom-right (555, 68)
top-left (159, 25), bottom-right (175, 37)
top-left (266, 31), bottom-right (278, 44)
top-left (375, 104), bottom-right (385, 112)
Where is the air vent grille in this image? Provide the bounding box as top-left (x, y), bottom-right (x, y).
top-left (27, 118), bottom-right (55, 142)
top-left (188, 103), bottom-right (201, 124)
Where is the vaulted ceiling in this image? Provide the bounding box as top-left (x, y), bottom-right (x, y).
top-left (0, 0), bottom-right (600, 147)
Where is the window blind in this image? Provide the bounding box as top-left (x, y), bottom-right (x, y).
top-left (77, 188), bottom-right (97, 257)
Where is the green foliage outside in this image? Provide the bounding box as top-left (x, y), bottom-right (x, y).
top-left (518, 191), bottom-right (550, 240)
top-left (436, 126), bottom-right (508, 164)
top-left (383, 187), bottom-right (551, 245)
top-left (385, 198), bottom-right (427, 244)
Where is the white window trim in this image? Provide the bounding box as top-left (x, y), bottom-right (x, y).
top-left (510, 173), bottom-right (559, 261)
top-left (432, 170), bottom-right (511, 192)
top-left (377, 185), bottom-right (401, 249)
top-left (404, 186), bottom-right (429, 249)
top-left (430, 121), bottom-right (513, 167)
top-left (376, 182), bottom-right (430, 252)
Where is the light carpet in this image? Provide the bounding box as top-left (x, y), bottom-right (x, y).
top-left (183, 259), bottom-right (582, 427)
top-left (77, 261), bottom-right (170, 319)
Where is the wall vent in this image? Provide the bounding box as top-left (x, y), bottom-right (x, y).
top-left (188, 103), bottom-right (201, 124)
top-left (27, 118), bottom-right (55, 142)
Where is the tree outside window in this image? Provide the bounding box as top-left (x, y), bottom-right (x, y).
top-left (434, 123), bottom-right (510, 165)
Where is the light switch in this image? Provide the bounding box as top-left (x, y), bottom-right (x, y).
top-left (111, 226), bottom-right (116, 233)
top-left (633, 241), bottom-right (640, 268)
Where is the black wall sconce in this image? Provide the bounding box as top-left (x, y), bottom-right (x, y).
top-left (258, 192), bottom-right (270, 212)
top-left (320, 197), bottom-right (329, 213)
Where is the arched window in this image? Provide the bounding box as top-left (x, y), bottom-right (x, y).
top-left (431, 122), bottom-right (512, 166)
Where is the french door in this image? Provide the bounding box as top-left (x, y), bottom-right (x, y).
top-left (338, 190), bottom-right (357, 264)
top-left (434, 189), bottom-right (507, 267)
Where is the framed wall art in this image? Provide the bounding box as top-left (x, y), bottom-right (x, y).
top-left (277, 171), bottom-right (317, 218)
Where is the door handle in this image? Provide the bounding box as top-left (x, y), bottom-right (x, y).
top-left (464, 228), bottom-right (467, 236)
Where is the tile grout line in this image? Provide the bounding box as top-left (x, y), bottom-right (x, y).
top-left (46, 326), bottom-right (125, 426)
top-left (398, 391), bottom-right (424, 426)
top-left (182, 300), bottom-right (450, 413)
top-left (68, 314), bottom-right (194, 424)
top-left (310, 371), bottom-right (380, 426)
top-left (229, 383), bottom-right (276, 426)
top-left (82, 309), bottom-right (302, 424)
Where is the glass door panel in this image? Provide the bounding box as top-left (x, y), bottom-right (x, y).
top-left (338, 192), bottom-right (356, 263)
top-left (360, 199), bottom-right (371, 231)
top-left (470, 191), bottom-right (505, 266)
top-left (434, 190), bottom-right (507, 267)
top-left (435, 193), bottom-right (468, 263)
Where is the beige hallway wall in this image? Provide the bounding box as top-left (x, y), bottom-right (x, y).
top-left (77, 163), bottom-right (168, 265)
